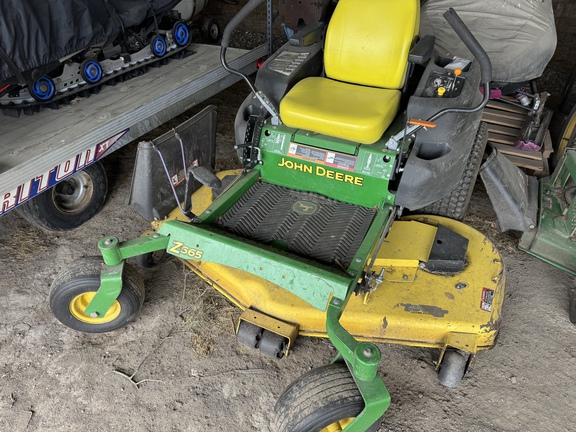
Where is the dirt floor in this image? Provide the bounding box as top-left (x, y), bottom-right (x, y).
top-left (1, 75), bottom-right (576, 432)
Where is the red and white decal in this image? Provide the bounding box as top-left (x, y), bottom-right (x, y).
top-left (0, 129), bottom-right (129, 216)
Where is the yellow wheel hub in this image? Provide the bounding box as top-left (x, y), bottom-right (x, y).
top-left (321, 418), bottom-right (354, 432)
top-left (69, 292), bottom-right (121, 324)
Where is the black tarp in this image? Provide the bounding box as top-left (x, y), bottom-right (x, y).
top-left (0, 0), bottom-right (180, 83)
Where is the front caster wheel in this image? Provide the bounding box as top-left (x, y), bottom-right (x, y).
top-left (50, 256), bottom-right (145, 333)
top-left (437, 349), bottom-right (468, 388)
top-left (275, 363), bottom-right (382, 432)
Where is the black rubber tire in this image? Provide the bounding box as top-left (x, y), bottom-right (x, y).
top-left (16, 161), bottom-right (108, 231)
top-left (201, 17), bottom-right (220, 44)
top-left (569, 291), bottom-right (576, 325)
top-left (259, 330), bottom-right (286, 359)
top-left (417, 122), bottom-right (488, 221)
top-left (437, 350), bottom-right (467, 388)
top-left (275, 363), bottom-right (382, 432)
top-left (50, 256), bottom-right (145, 333)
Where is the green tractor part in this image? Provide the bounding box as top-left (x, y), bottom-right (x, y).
top-left (518, 148), bottom-right (576, 276)
top-left (48, 0), bottom-right (505, 430)
top-left (481, 142), bottom-right (576, 323)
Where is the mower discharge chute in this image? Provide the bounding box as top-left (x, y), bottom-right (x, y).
top-left (49, 1), bottom-right (505, 430)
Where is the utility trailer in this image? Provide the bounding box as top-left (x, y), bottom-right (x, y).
top-left (0, 43), bottom-right (267, 230)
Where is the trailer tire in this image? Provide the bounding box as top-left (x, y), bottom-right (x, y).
top-left (50, 256), bottom-right (145, 333)
top-left (16, 161), bottom-right (108, 231)
top-left (416, 122), bottom-right (488, 221)
top-left (275, 363), bottom-right (382, 432)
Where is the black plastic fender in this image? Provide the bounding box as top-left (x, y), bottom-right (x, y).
top-left (395, 53), bottom-right (483, 210)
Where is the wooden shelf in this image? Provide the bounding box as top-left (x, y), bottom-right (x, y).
top-left (481, 99), bottom-right (552, 177)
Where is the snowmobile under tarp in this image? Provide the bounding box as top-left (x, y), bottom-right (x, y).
top-left (0, 0), bottom-right (196, 116)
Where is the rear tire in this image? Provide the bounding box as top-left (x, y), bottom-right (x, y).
top-left (16, 161), bottom-right (108, 231)
top-left (275, 363), bottom-right (382, 432)
top-left (417, 122), bottom-right (488, 220)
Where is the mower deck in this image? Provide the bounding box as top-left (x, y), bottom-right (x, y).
top-left (158, 171), bottom-right (505, 355)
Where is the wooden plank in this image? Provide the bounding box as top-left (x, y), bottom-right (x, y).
top-left (491, 143), bottom-right (543, 160)
top-left (533, 109), bottom-right (554, 147)
top-left (482, 111), bottom-right (525, 128)
top-left (485, 122), bottom-right (520, 138)
top-left (504, 154), bottom-right (544, 173)
top-left (483, 107), bottom-right (527, 122)
top-left (486, 99), bottom-right (528, 114)
top-left (542, 130), bottom-right (554, 159)
top-left (540, 147), bottom-right (550, 178)
top-left (487, 132), bottom-right (518, 146)
top-left (484, 96), bottom-right (552, 177)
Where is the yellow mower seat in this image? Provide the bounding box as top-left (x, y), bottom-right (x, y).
top-left (279, 0), bottom-right (420, 144)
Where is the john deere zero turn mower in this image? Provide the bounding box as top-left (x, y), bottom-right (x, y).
top-left (49, 1), bottom-right (505, 430)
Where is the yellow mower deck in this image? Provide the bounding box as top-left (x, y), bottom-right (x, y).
top-left (153, 171), bottom-right (505, 356)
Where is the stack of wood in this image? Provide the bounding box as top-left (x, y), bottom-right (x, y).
top-left (481, 98), bottom-right (554, 177)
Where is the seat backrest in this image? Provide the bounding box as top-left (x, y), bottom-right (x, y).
top-left (324, 0), bottom-right (420, 90)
